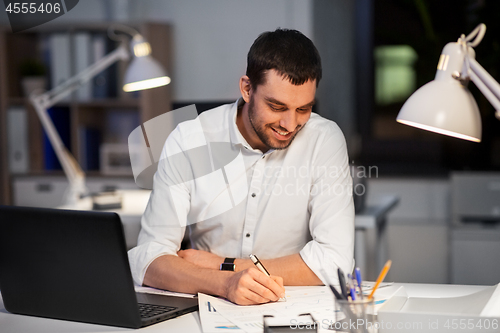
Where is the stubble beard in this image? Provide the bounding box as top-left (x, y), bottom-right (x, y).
top-left (247, 97), bottom-right (302, 151)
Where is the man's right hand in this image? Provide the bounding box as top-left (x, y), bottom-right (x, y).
top-left (223, 267), bottom-right (285, 305)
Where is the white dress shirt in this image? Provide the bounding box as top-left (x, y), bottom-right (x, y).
top-left (128, 99), bottom-right (354, 286)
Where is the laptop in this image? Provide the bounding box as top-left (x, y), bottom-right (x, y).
top-left (0, 205), bottom-right (198, 328)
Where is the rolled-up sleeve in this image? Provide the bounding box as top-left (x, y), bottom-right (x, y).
top-left (299, 124), bottom-right (355, 286)
top-left (127, 129), bottom-right (191, 286)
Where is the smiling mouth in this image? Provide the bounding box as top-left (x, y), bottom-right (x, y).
top-left (271, 127), bottom-right (294, 140)
top-left (272, 128), bottom-right (290, 136)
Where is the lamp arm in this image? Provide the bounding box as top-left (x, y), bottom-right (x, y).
top-left (29, 44), bottom-right (130, 204)
top-left (35, 45), bottom-right (129, 107)
top-left (467, 56), bottom-right (500, 118)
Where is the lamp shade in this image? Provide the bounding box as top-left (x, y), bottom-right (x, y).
top-left (396, 80), bottom-right (482, 142)
top-left (123, 36), bottom-right (171, 92)
top-left (396, 41), bottom-right (482, 142)
top-left (123, 56), bottom-right (171, 92)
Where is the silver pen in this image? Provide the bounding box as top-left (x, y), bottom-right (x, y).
top-left (249, 254), bottom-right (286, 301)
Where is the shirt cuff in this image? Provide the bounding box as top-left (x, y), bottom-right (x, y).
top-left (127, 242), bottom-right (177, 286)
top-left (299, 240), bottom-right (354, 286)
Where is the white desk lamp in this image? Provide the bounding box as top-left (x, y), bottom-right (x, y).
top-left (30, 25), bottom-right (170, 205)
top-left (397, 23), bottom-right (500, 142)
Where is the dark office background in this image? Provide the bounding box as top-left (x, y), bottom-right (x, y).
top-left (357, 0), bottom-right (500, 175)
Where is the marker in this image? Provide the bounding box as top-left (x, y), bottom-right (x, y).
top-left (355, 267), bottom-right (364, 300)
top-left (368, 260), bottom-right (392, 300)
top-left (319, 268), bottom-right (346, 300)
top-left (337, 268), bottom-right (348, 299)
top-left (320, 269), bottom-right (357, 322)
top-left (249, 254), bottom-right (286, 301)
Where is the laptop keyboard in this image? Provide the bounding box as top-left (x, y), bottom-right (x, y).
top-left (138, 303), bottom-right (177, 318)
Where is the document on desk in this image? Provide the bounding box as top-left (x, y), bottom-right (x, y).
top-left (199, 286), bottom-right (338, 333)
top-left (134, 285), bottom-right (196, 298)
top-left (198, 293), bottom-right (242, 332)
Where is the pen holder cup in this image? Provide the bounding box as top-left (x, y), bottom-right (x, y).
top-left (334, 298), bottom-right (377, 333)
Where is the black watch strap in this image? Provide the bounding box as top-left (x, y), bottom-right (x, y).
top-left (220, 258), bottom-right (236, 271)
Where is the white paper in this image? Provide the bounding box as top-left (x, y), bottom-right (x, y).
top-left (201, 286), bottom-right (339, 333)
top-left (195, 284), bottom-right (397, 333)
top-left (198, 293), bottom-right (242, 332)
top-left (134, 285), bottom-right (196, 298)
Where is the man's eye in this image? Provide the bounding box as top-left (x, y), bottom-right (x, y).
top-left (269, 105), bottom-right (285, 111)
top-left (298, 108), bottom-right (311, 113)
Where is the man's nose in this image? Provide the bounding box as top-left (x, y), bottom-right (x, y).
top-left (279, 111), bottom-right (298, 132)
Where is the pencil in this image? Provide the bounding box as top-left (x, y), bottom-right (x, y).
top-left (368, 260), bottom-right (392, 299)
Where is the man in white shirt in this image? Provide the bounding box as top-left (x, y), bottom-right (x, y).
top-left (128, 29), bottom-right (354, 305)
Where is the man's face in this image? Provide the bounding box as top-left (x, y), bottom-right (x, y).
top-left (245, 70), bottom-right (316, 151)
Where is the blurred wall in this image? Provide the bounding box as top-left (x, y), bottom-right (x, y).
top-left (1, 0), bottom-right (313, 102)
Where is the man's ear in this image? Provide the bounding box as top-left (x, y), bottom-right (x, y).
top-left (239, 75), bottom-right (252, 103)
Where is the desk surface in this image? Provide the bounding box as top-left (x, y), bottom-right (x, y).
top-left (0, 283), bottom-right (487, 333)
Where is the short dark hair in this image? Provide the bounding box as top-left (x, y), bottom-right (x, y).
top-left (246, 28), bottom-right (322, 89)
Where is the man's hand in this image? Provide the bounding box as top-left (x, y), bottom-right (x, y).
top-left (178, 249), bottom-right (224, 270)
top-left (224, 267), bottom-right (285, 305)
top-left (176, 249), bottom-right (287, 305)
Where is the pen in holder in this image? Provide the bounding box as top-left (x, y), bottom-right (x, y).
top-left (335, 298), bottom-right (376, 333)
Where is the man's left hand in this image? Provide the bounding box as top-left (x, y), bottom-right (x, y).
top-left (178, 249), bottom-right (224, 270)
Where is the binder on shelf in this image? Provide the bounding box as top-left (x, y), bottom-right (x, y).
top-left (79, 126), bottom-right (101, 171)
top-left (43, 107), bottom-right (71, 171)
top-left (73, 32), bottom-right (93, 101)
top-left (7, 107), bottom-right (29, 174)
top-left (105, 36), bottom-right (118, 98)
top-left (49, 33), bottom-right (71, 101)
top-left (92, 33), bottom-right (107, 99)
top-left (40, 35), bottom-right (52, 88)
top-left (92, 33), bottom-right (118, 99)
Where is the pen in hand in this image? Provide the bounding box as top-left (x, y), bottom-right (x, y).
top-left (249, 254), bottom-right (286, 302)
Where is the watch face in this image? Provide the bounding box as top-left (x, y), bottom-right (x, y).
top-left (220, 263), bottom-right (235, 271)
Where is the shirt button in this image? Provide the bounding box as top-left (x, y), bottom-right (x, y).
top-left (251, 193), bottom-right (256, 197)
top-left (262, 155), bottom-right (265, 159)
top-left (246, 233), bottom-right (251, 238)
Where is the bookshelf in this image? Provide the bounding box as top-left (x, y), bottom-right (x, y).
top-left (0, 22), bottom-right (172, 205)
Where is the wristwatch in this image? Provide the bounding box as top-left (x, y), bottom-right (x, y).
top-left (220, 258), bottom-right (236, 271)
